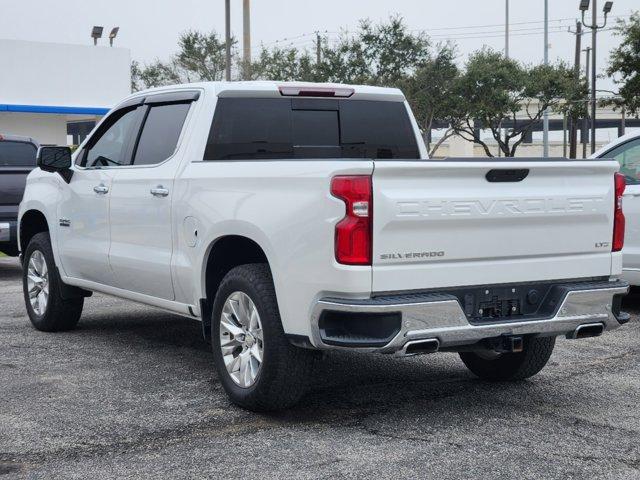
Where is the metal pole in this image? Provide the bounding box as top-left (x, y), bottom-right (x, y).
top-left (225, 0), bottom-right (231, 81)
top-left (505, 0), bottom-right (509, 58)
top-left (543, 0), bottom-right (549, 158)
top-left (591, 0), bottom-right (597, 154)
top-left (583, 46), bottom-right (591, 159)
top-left (563, 112), bottom-right (567, 158)
top-left (243, 0), bottom-right (251, 80)
top-left (621, 109), bottom-right (626, 137)
top-left (569, 21), bottom-right (582, 158)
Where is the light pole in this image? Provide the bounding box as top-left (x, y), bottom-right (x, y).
top-left (505, 0), bottom-right (509, 59)
top-left (243, 0), bottom-right (251, 79)
top-left (543, 0), bottom-right (549, 158)
top-left (582, 46), bottom-right (591, 159)
top-left (579, 0), bottom-right (613, 154)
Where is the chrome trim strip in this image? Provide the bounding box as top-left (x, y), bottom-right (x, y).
top-left (310, 283), bottom-right (629, 353)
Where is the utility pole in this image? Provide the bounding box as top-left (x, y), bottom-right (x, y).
top-left (225, 0), bottom-right (231, 81)
top-left (569, 21), bottom-right (582, 158)
top-left (591, 0), bottom-right (597, 154)
top-left (543, 0), bottom-right (549, 158)
top-left (505, 0), bottom-right (509, 58)
top-left (243, 0), bottom-right (251, 80)
top-left (583, 46), bottom-right (591, 159)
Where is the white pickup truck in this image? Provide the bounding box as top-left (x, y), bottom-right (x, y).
top-left (19, 81), bottom-right (631, 411)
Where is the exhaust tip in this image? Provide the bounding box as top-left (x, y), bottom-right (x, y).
top-left (401, 338), bottom-right (440, 356)
top-left (569, 323), bottom-right (605, 339)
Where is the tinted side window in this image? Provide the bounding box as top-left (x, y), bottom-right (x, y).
top-left (205, 98), bottom-right (293, 160)
top-left (83, 107), bottom-right (142, 167)
top-left (133, 103), bottom-right (191, 166)
top-left (605, 138), bottom-right (640, 185)
top-left (0, 141), bottom-right (37, 167)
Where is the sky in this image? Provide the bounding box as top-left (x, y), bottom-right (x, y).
top-left (3, 0), bottom-right (639, 93)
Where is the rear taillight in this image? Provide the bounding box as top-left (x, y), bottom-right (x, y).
top-left (331, 175), bottom-right (372, 265)
top-left (613, 172), bottom-right (626, 252)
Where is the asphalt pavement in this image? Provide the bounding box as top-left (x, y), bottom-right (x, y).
top-left (1, 256), bottom-right (639, 479)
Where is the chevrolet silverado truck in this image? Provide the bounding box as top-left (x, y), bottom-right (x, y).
top-left (0, 134), bottom-right (38, 256)
top-left (18, 82), bottom-right (630, 411)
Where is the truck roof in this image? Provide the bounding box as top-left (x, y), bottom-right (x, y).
top-left (0, 133), bottom-right (39, 146)
top-left (125, 81), bottom-right (406, 104)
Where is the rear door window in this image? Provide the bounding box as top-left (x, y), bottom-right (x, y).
top-left (204, 98), bottom-right (419, 161)
top-left (132, 103), bottom-right (191, 166)
top-left (0, 141), bottom-right (37, 167)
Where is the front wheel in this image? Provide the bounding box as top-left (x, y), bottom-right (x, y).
top-left (459, 336), bottom-right (556, 381)
top-left (22, 232), bottom-right (84, 332)
top-left (211, 264), bottom-right (318, 411)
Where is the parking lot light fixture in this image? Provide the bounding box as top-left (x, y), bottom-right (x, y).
top-left (91, 26), bottom-right (104, 46)
top-left (579, 0), bottom-right (590, 11)
top-left (109, 27), bottom-right (119, 47)
top-left (603, 1), bottom-right (613, 14)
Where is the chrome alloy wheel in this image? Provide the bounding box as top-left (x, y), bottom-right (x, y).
top-left (219, 291), bottom-right (264, 388)
top-left (26, 250), bottom-right (49, 316)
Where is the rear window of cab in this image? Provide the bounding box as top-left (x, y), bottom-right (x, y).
top-left (204, 98), bottom-right (420, 161)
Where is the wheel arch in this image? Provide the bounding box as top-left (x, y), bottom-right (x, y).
top-left (200, 234), bottom-right (274, 341)
top-left (19, 209), bottom-right (50, 257)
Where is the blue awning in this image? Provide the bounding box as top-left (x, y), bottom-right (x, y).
top-left (0, 104), bottom-right (109, 115)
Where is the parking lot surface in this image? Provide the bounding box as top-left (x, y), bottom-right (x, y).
top-left (1, 256), bottom-right (639, 479)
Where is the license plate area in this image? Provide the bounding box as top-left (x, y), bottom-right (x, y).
top-left (459, 283), bottom-right (560, 324)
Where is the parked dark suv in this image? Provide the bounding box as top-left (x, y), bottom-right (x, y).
top-left (0, 134), bottom-right (38, 256)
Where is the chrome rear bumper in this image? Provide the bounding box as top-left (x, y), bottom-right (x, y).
top-left (310, 280), bottom-right (629, 353)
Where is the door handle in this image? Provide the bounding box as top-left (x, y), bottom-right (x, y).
top-left (623, 193), bottom-right (640, 198)
top-left (150, 186), bottom-right (169, 197)
top-left (93, 184), bottom-right (109, 194)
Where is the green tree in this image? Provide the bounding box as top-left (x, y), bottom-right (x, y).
top-left (449, 49), bottom-right (584, 157)
top-left (250, 46), bottom-right (317, 81)
top-left (133, 30), bottom-right (234, 90)
top-left (250, 16), bottom-right (429, 86)
top-left (607, 11), bottom-right (640, 115)
top-left (399, 43), bottom-right (460, 156)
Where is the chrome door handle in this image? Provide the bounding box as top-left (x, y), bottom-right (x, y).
top-left (150, 186), bottom-right (169, 197)
top-left (93, 184), bottom-right (109, 194)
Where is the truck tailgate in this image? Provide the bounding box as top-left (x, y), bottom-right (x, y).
top-left (372, 160), bottom-right (619, 293)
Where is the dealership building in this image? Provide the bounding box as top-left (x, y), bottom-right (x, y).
top-left (0, 39), bottom-right (130, 146)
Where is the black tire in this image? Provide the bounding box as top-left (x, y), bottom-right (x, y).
top-left (211, 263), bottom-right (318, 411)
top-left (22, 232), bottom-right (84, 332)
top-left (459, 336), bottom-right (556, 381)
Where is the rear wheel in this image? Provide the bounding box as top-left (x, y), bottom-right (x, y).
top-left (459, 336), bottom-right (556, 381)
top-left (211, 264), bottom-right (318, 411)
top-left (22, 232), bottom-right (84, 332)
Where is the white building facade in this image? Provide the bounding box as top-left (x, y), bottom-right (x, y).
top-left (0, 39), bottom-right (131, 145)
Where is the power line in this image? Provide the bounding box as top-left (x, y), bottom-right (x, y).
top-left (250, 15), bottom-right (626, 53)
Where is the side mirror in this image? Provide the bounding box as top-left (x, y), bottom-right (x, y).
top-left (37, 146), bottom-right (73, 183)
